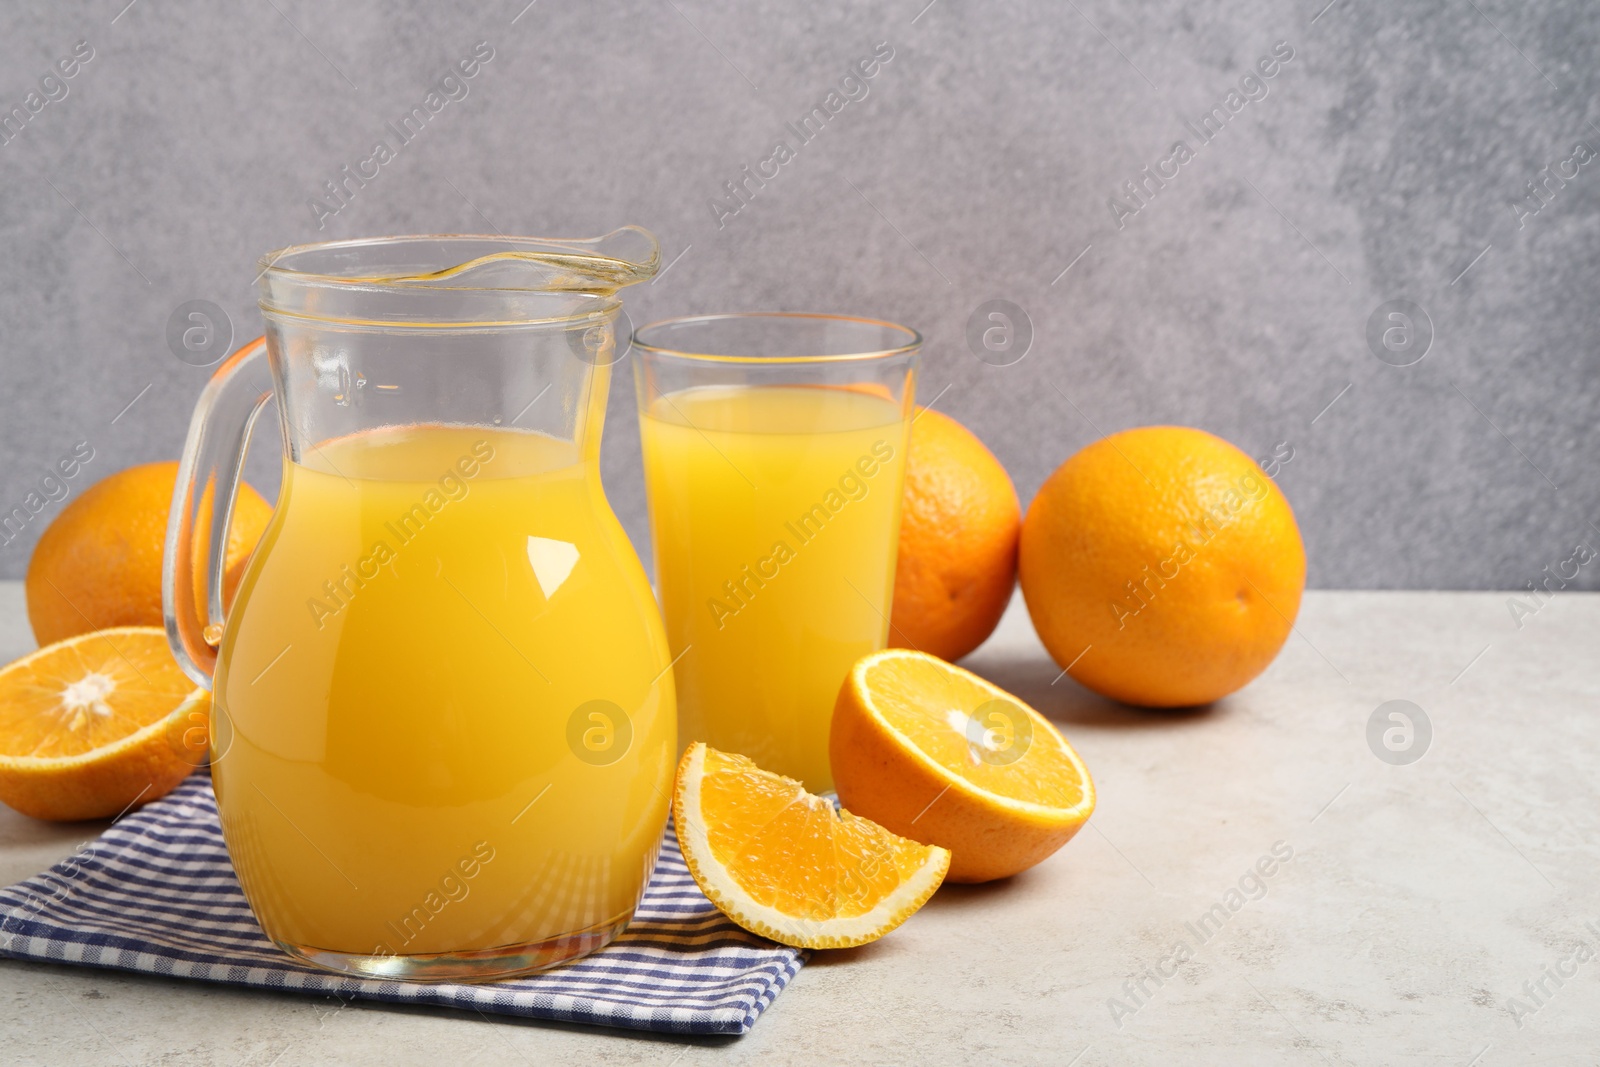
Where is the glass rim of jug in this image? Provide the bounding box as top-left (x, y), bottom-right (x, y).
top-left (256, 229), bottom-right (660, 330)
top-left (632, 312), bottom-right (922, 365)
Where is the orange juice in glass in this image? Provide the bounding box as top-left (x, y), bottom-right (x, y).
top-left (633, 314), bottom-right (920, 791)
top-left (165, 231), bottom-right (672, 981)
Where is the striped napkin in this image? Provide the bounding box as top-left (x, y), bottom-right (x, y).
top-left (0, 773), bottom-right (804, 1035)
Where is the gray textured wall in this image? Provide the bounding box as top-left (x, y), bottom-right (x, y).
top-left (0, 0), bottom-right (1595, 590)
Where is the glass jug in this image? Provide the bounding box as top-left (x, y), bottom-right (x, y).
top-left (163, 231), bottom-right (674, 981)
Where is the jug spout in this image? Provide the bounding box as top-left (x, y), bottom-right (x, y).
top-left (343, 227), bottom-right (661, 295)
top-left (258, 228), bottom-right (659, 312)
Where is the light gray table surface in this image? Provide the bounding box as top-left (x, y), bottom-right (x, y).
top-left (0, 581), bottom-right (1595, 1065)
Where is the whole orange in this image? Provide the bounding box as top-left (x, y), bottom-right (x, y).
top-left (889, 408), bottom-right (1020, 662)
top-left (26, 462), bottom-right (273, 647)
top-left (1019, 427), bottom-right (1305, 707)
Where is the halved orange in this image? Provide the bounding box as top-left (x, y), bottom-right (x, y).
top-left (0, 627), bottom-right (209, 821)
top-left (830, 648), bottom-right (1095, 882)
top-left (673, 742), bottom-right (950, 949)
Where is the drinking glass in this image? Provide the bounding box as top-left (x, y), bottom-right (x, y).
top-left (633, 313), bottom-right (920, 791)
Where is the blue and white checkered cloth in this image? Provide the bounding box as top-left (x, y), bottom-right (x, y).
top-left (0, 773), bottom-right (804, 1035)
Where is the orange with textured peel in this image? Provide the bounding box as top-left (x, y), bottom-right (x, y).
top-left (831, 648), bottom-right (1094, 883)
top-left (673, 742), bottom-right (950, 949)
top-left (0, 627), bottom-right (208, 821)
top-left (889, 408), bottom-right (1020, 662)
top-left (1019, 426), bottom-right (1305, 707)
top-left (25, 461), bottom-right (272, 647)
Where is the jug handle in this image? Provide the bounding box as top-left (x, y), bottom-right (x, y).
top-left (163, 336), bottom-right (274, 689)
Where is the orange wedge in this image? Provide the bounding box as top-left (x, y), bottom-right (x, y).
top-left (0, 627), bottom-right (209, 821)
top-left (830, 648), bottom-right (1095, 883)
top-left (673, 742), bottom-right (950, 949)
